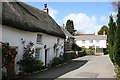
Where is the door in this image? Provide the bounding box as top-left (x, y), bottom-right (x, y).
top-left (45, 49), bottom-right (47, 67)
top-left (7, 46), bottom-right (18, 79)
top-left (45, 49), bottom-right (50, 67)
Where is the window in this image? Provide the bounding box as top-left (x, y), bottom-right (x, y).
top-left (82, 40), bottom-right (85, 44)
top-left (37, 34), bottom-right (42, 43)
top-left (96, 40), bottom-right (99, 43)
top-left (57, 38), bottom-right (60, 45)
top-left (89, 40), bottom-right (93, 43)
top-left (35, 48), bottom-right (41, 59)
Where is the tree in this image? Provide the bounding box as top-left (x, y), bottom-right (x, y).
top-left (114, 3), bottom-right (120, 66)
top-left (108, 15), bottom-right (116, 63)
top-left (65, 20), bottom-right (76, 35)
top-left (97, 25), bottom-right (109, 35)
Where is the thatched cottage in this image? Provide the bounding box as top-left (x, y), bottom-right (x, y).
top-left (2, 2), bottom-right (65, 74)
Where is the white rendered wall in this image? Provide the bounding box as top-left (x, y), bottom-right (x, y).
top-left (76, 39), bottom-right (107, 48)
top-left (2, 25), bottom-right (64, 74)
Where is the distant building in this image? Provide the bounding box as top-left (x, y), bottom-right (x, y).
top-left (74, 34), bottom-right (107, 55)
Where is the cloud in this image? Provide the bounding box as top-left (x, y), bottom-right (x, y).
top-left (64, 13), bottom-right (102, 34)
top-left (49, 7), bottom-right (58, 19)
top-left (100, 16), bottom-right (106, 22)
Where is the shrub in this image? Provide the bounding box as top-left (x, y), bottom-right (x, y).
top-left (17, 42), bottom-right (43, 73)
top-left (84, 48), bottom-right (95, 55)
top-left (51, 57), bottom-right (61, 66)
top-left (51, 56), bottom-right (65, 66)
top-left (63, 53), bottom-right (70, 62)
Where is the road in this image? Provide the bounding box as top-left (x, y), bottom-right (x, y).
top-left (26, 54), bottom-right (115, 79)
top-left (58, 54), bottom-right (115, 78)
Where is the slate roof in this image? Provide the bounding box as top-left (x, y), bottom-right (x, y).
top-left (74, 35), bottom-right (107, 40)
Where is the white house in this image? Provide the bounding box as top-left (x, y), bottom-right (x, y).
top-left (2, 2), bottom-right (65, 74)
top-left (74, 34), bottom-right (107, 54)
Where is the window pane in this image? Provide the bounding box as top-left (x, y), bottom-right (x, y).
top-left (35, 48), bottom-right (41, 59)
top-left (82, 40), bottom-right (85, 44)
top-left (89, 40), bottom-right (93, 43)
top-left (37, 34), bottom-right (42, 43)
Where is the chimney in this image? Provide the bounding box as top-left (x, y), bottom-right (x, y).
top-left (43, 3), bottom-right (49, 14)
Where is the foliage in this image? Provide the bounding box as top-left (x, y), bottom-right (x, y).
top-left (72, 43), bottom-right (82, 51)
top-left (17, 42), bottom-right (43, 73)
top-left (84, 47), bottom-right (95, 55)
top-left (51, 55), bottom-right (65, 66)
top-left (1, 42), bottom-right (17, 80)
top-left (2, 42), bottom-right (17, 67)
top-left (108, 15), bottom-right (116, 63)
top-left (114, 6), bottom-right (120, 66)
top-left (65, 20), bottom-right (76, 35)
top-left (114, 64), bottom-right (120, 79)
top-left (108, 2), bottom-right (120, 79)
top-left (97, 25), bottom-right (109, 35)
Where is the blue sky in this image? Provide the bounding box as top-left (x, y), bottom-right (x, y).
top-left (23, 2), bottom-right (113, 34)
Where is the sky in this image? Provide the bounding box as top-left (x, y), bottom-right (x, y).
top-left (21, 1), bottom-right (115, 34)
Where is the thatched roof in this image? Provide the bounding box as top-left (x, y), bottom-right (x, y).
top-left (2, 2), bottom-right (65, 38)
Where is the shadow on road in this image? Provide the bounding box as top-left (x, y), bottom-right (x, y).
top-left (25, 59), bottom-right (88, 79)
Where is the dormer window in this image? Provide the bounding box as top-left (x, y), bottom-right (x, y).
top-left (37, 34), bottom-right (42, 44)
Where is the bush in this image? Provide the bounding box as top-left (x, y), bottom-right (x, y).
top-left (17, 42), bottom-right (43, 73)
top-left (18, 53), bottom-right (43, 73)
top-left (51, 56), bottom-right (65, 66)
top-left (84, 48), bottom-right (95, 55)
top-left (63, 53), bottom-right (70, 62)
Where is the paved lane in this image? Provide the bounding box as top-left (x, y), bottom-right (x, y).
top-left (58, 55), bottom-right (115, 78)
top-left (25, 55), bottom-right (115, 79)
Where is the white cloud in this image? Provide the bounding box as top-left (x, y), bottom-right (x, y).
top-left (100, 16), bottom-right (106, 22)
top-left (49, 7), bottom-right (58, 19)
top-left (64, 13), bottom-right (102, 34)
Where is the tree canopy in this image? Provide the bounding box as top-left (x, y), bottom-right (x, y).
top-left (108, 15), bottom-right (116, 63)
top-left (108, 2), bottom-right (120, 79)
top-left (97, 25), bottom-right (109, 35)
top-left (65, 20), bottom-right (76, 35)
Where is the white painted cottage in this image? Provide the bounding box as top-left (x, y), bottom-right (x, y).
top-left (74, 34), bottom-right (107, 55)
top-left (2, 2), bottom-right (65, 74)
top-left (74, 34), bottom-right (107, 48)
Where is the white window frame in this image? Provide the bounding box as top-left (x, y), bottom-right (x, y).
top-left (89, 40), bottom-right (93, 43)
top-left (82, 40), bottom-right (85, 44)
top-left (57, 38), bottom-right (60, 45)
top-left (96, 40), bottom-right (99, 43)
top-left (35, 48), bottom-right (42, 60)
top-left (36, 34), bottom-right (42, 44)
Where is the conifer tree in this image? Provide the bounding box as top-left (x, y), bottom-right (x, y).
top-left (108, 15), bottom-right (116, 63)
top-left (114, 3), bottom-right (120, 66)
top-left (65, 20), bottom-right (76, 35)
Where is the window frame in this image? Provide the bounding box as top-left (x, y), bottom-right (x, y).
top-left (36, 34), bottom-right (42, 44)
top-left (82, 40), bottom-right (85, 44)
top-left (35, 48), bottom-right (42, 60)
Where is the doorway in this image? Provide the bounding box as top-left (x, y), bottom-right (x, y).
top-left (45, 49), bottom-right (50, 67)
